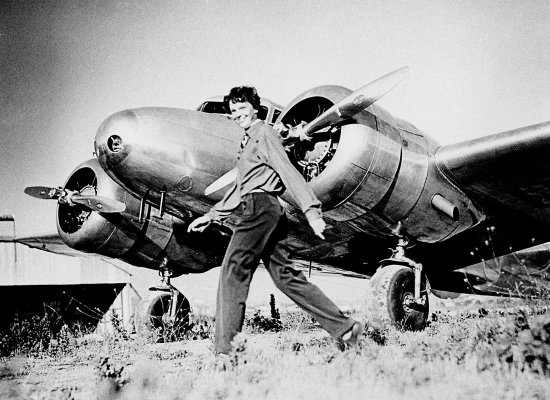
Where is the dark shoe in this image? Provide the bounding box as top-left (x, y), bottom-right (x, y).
top-left (336, 321), bottom-right (364, 351)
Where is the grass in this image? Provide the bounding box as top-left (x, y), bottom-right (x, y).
top-left (1, 294), bottom-right (550, 400)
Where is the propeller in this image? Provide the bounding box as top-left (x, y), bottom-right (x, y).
top-left (24, 186), bottom-right (126, 213)
top-left (204, 67), bottom-right (409, 197)
top-left (301, 66), bottom-right (409, 138)
top-left (204, 169), bottom-right (237, 197)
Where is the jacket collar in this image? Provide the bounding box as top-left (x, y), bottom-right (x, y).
top-left (245, 119), bottom-right (263, 135)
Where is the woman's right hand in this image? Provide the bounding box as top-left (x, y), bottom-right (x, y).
top-left (187, 215), bottom-right (212, 233)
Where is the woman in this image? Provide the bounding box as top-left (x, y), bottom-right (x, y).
top-left (188, 86), bottom-right (363, 358)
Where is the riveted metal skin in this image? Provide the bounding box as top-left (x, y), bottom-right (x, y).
top-left (57, 158), bottom-right (142, 254)
top-left (34, 77), bottom-right (550, 300)
top-left (277, 85), bottom-right (484, 243)
top-left (56, 158), bottom-right (226, 276)
top-left (95, 108), bottom-right (244, 218)
top-left (435, 121), bottom-right (550, 223)
top-left (91, 90), bottom-right (488, 276)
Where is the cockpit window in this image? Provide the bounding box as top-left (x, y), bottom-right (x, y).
top-left (199, 101), bottom-right (228, 114)
top-left (199, 101), bottom-right (269, 122)
top-left (271, 108), bottom-right (281, 124)
top-left (257, 105), bottom-right (268, 121)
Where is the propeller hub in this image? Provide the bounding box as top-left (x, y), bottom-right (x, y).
top-left (79, 184), bottom-right (97, 197)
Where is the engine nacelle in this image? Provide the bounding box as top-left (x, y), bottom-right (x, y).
top-left (279, 86), bottom-right (401, 211)
top-left (279, 86), bottom-right (483, 243)
top-left (57, 159), bottom-right (226, 275)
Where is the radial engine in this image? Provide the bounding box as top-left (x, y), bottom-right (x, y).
top-left (56, 158), bottom-right (227, 276)
top-left (277, 85), bottom-right (484, 244)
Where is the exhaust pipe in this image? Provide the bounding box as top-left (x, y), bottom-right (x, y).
top-left (432, 194), bottom-right (459, 221)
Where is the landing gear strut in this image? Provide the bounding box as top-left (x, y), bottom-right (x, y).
top-left (365, 238), bottom-right (429, 331)
top-left (136, 259), bottom-right (191, 342)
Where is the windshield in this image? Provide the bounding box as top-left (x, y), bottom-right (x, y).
top-left (199, 101), bottom-right (268, 121)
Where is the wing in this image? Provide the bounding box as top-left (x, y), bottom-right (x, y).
top-left (436, 121), bottom-right (550, 225)
top-left (414, 122), bottom-right (550, 296)
top-left (0, 233), bottom-right (84, 257)
top-left (293, 259), bottom-right (368, 279)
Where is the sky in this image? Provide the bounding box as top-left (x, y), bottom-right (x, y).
top-left (1, 0), bottom-right (549, 237)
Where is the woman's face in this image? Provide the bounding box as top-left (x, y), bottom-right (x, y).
top-left (229, 100), bottom-right (258, 129)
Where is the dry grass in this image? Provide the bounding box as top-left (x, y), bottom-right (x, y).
top-left (1, 294), bottom-right (550, 400)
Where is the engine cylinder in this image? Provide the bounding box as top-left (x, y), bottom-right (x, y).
top-left (278, 84), bottom-right (483, 242)
top-left (56, 159), bottom-right (226, 275)
top-left (278, 85), bottom-right (403, 230)
top-left (57, 159), bottom-right (141, 254)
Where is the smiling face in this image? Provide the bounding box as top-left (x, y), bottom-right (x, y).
top-left (229, 100), bottom-right (258, 129)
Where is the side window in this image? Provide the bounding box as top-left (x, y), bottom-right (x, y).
top-left (199, 101), bottom-right (269, 123)
top-left (271, 108), bottom-right (281, 124)
top-left (199, 101), bottom-right (228, 114)
top-left (257, 105), bottom-right (268, 121)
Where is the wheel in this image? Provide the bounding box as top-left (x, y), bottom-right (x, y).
top-left (365, 264), bottom-right (429, 331)
top-left (136, 291), bottom-right (191, 342)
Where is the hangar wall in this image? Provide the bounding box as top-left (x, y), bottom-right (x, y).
top-left (0, 241), bottom-right (140, 333)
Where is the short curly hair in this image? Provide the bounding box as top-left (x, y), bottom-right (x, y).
top-left (224, 86), bottom-right (261, 112)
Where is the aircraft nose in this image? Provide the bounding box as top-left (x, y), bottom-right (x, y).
top-left (94, 109), bottom-right (138, 169)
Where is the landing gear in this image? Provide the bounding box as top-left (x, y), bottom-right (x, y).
top-left (365, 238), bottom-right (429, 331)
top-left (136, 264), bottom-right (191, 342)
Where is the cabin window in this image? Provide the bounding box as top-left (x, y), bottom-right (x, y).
top-left (198, 101), bottom-right (227, 114)
top-left (271, 108), bottom-right (281, 124)
top-left (256, 105), bottom-right (268, 121)
top-left (198, 101), bottom-right (269, 122)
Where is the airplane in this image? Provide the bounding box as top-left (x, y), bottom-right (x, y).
top-left (21, 67), bottom-right (550, 338)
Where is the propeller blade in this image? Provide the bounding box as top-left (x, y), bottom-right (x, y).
top-left (24, 186), bottom-right (62, 200)
top-left (26, 186), bottom-right (124, 213)
top-left (204, 168), bottom-right (237, 196)
top-left (303, 66), bottom-right (409, 137)
top-left (70, 195), bottom-right (126, 213)
top-left (204, 68), bottom-right (409, 195)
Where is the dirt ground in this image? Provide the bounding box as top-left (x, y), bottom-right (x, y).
top-left (2, 287), bottom-right (549, 400)
top-left (1, 328), bottom-right (331, 399)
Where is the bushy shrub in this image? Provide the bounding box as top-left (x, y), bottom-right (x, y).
top-left (474, 309), bottom-right (550, 375)
top-left (184, 313), bottom-right (214, 340)
top-left (110, 311), bottom-right (129, 340)
top-left (246, 294), bottom-right (283, 333)
top-left (0, 314), bottom-right (78, 357)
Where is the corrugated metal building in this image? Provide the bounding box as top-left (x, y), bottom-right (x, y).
top-left (0, 239), bottom-right (140, 334)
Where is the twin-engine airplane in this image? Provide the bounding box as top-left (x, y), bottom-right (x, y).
top-left (23, 67), bottom-right (550, 337)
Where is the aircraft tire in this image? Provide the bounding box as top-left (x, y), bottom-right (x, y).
top-left (365, 264), bottom-right (429, 331)
top-left (136, 291), bottom-right (191, 342)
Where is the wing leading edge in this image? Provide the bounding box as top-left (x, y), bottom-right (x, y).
top-left (415, 122), bottom-right (550, 297)
top-left (1, 234), bottom-right (85, 257)
top-left (436, 121), bottom-right (550, 225)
